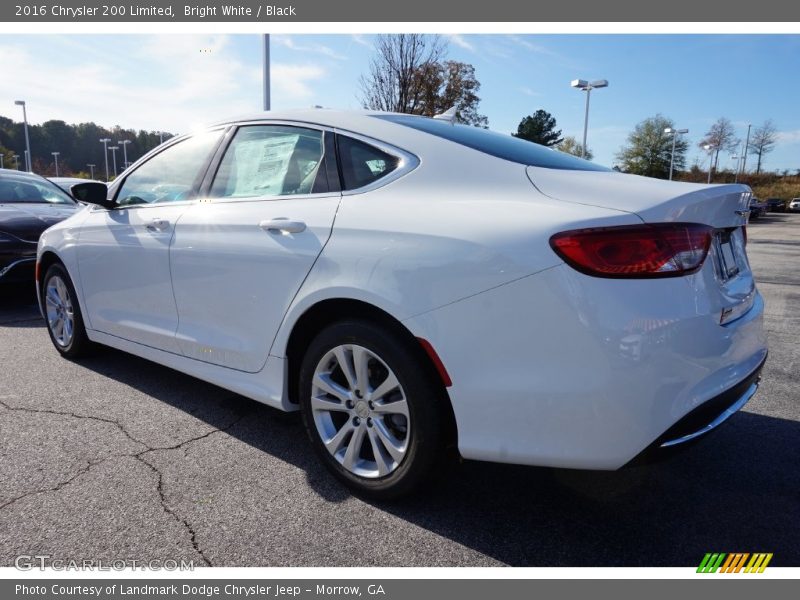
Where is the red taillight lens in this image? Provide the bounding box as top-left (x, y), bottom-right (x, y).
top-left (550, 223), bottom-right (713, 278)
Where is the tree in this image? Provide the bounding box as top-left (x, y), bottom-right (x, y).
top-left (699, 117), bottom-right (738, 171)
top-left (748, 120), bottom-right (778, 174)
top-left (513, 109), bottom-right (563, 146)
top-left (615, 114), bottom-right (688, 179)
top-left (556, 135), bottom-right (593, 160)
top-left (359, 34), bottom-right (488, 126)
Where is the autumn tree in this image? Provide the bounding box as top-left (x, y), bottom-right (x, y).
top-left (513, 109), bottom-right (563, 147)
top-left (699, 117), bottom-right (738, 171)
top-left (557, 135), bottom-right (593, 160)
top-left (748, 120), bottom-right (778, 174)
top-left (359, 34), bottom-right (488, 126)
top-left (616, 115), bottom-right (688, 179)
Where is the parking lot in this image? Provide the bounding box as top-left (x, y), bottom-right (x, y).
top-left (0, 213), bottom-right (797, 568)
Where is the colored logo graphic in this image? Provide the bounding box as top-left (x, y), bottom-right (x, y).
top-left (697, 553), bottom-right (773, 573)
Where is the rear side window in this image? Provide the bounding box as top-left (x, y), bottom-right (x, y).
top-left (337, 136), bottom-right (400, 191)
top-left (374, 114), bottom-right (610, 172)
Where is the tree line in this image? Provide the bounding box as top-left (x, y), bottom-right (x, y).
top-left (0, 115), bottom-right (175, 179)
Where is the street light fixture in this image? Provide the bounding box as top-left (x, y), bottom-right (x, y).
top-left (51, 151), bottom-right (60, 177)
top-left (570, 78), bottom-right (608, 159)
top-left (12, 154), bottom-right (20, 170)
top-left (664, 127), bottom-right (689, 181)
top-left (118, 139), bottom-right (131, 172)
top-left (14, 100), bottom-right (32, 172)
top-left (703, 144), bottom-right (717, 184)
top-left (99, 138), bottom-right (111, 181)
top-left (109, 146), bottom-right (119, 178)
top-left (87, 163), bottom-right (96, 179)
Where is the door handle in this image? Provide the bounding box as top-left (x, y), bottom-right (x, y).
top-left (259, 218), bottom-right (307, 234)
top-left (146, 218), bottom-right (170, 232)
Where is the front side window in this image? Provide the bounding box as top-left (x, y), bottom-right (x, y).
top-left (115, 130), bottom-right (223, 206)
top-left (210, 126), bottom-right (325, 199)
top-left (0, 174), bottom-right (75, 205)
top-left (337, 136), bottom-right (399, 191)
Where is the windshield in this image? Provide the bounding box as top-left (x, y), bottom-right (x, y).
top-left (0, 173), bottom-right (76, 205)
top-left (374, 114), bottom-right (611, 172)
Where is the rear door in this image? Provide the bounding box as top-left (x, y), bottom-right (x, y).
top-left (170, 123), bottom-right (341, 372)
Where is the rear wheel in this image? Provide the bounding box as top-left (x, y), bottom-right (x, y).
top-left (42, 263), bottom-right (93, 359)
top-left (299, 320), bottom-right (445, 499)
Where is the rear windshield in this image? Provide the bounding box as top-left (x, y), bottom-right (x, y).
top-left (374, 114), bottom-right (610, 172)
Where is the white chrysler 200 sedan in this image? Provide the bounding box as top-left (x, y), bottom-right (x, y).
top-left (37, 110), bottom-right (767, 497)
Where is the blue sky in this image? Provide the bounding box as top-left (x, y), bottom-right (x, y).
top-left (1, 34), bottom-right (799, 171)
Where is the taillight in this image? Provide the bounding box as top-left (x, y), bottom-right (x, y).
top-left (550, 223), bottom-right (712, 278)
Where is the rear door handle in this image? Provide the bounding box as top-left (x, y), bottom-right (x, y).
top-left (259, 218), bottom-right (307, 234)
top-left (146, 218), bottom-right (170, 232)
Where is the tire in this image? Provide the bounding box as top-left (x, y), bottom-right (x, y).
top-left (299, 320), bottom-right (445, 499)
top-left (41, 263), bottom-right (93, 359)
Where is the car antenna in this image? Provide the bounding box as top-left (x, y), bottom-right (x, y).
top-left (433, 106), bottom-right (457, 125)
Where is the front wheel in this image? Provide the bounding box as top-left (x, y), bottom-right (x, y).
top-left (299, 320), bottom-right (445, 499)
top-left (42, 263), bottom-right (93, 359)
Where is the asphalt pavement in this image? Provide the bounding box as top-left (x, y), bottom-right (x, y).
top-left (0, 213), bottom-right (798, 567)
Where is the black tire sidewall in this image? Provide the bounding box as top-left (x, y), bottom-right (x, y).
top-left (42, 263), bottom-right (90, 358)
top-left (299, 320), bottom-right (443, 499)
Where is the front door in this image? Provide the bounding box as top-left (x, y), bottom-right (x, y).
top-left (77, 130), bottom-right (224, 352)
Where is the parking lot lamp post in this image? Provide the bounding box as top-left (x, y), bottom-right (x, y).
top-left (99, 138), bottom-right (111, 181)
top-left (158, 131), bottom-right (164, 145)
top-left (109, 146), bottom-right (118, 178)
top-left (704, 144), bottom-right (716, 184)
top-left (12, 154), bottom-right (20, 170)
top-left (51, 152), bottom-right (60, 177)
top-left (87, 164), bottom-right (95, 179)
top-left (14, 100), bottom-right (32, 172)
top-left (664, 127), bottom-right (689, 181)
top-left (0, 154), bottom-right (3, 169)
top-left (570, 79), bottom-right (608, 158)
top-left (118, 139), bottom-right (131, 171)
top-left (741, 123), bottom-right (752, 176)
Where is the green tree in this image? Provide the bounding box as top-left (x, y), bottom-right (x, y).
top-left (556, 135), bottom-right (593, 160)
top-left (513, 109), bottom-right (563, 146)
top-left (616, 114), bottom-right (688, 179)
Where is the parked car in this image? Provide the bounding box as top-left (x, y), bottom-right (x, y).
top-left (36, 110), bottom-right (767, 498)
top-left (789, 198), bottom-right (800, 212)
top-left (49, 176), bottom-right (102, 200)
top-left (0, 169), bottom-right (80, 285)
top-left (765, 198), bottom-right (786, 212)
top-left (749, 197), bottom-right (767, 220)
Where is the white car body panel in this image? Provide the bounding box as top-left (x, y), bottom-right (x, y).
top-left (76, 203), bottom-right (189, 354)
top-left (37, 109), bottom-right (768, 471)
top-left (170, 193), bottom-right (340, 372)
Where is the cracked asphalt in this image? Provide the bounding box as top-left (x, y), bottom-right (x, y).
top-left (0, 213), bottom-right (798, 567)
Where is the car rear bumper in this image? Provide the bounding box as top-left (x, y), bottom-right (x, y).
top-left (405, 263), bottom-right (768, 470)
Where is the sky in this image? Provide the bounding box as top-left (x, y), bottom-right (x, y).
top-left (1, 33), bottom-right (799, 172)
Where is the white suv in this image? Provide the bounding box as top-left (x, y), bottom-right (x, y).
top-left (789, 198), bottom-right (800, 212)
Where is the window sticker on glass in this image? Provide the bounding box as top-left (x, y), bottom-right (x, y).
top-left (231, 135), bottom-right (300, 197)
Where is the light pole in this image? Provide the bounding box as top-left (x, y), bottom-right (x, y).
top-left (158, 131), bottom-right (164, 145)
top-left (664, 127), bottom-right (689, 181)
top-left (14, 100), bottom-right (32, 172)
top-left (570, 78), bottom-right (608, 158)
top-left (13, 154), bottom-right (20, 170)
top-left (51, 152), bottom-right (60, 177)
top-left (704, 144), bottom-right (717, 184)
top-left (0, 154), bottom-right (3, 169)
top-left (741, 123), bottom-right (752, 176)
top-left (99, 138), bottom-right (111, 181)
top-left (87, 163), bottom-right (95, 179)
top-left (263, 34), bottom-right (271, 111)
top-left (118, 139), bottom-right (131, 172)
top-left (109, 146), bottom-right (118, 178)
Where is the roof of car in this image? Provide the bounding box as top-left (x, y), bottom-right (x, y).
top-left (0, 168), bottom-right (46, 180)
top-left (207, 109), bottom-right (424, 133)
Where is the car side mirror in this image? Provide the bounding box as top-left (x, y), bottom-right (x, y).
top-left (70, 182), bottom-right (114, 209)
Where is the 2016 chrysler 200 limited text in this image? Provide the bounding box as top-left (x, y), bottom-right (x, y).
top-left (37, 110), bottom-right (767, 497)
